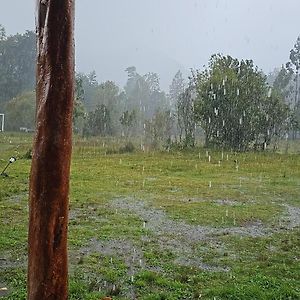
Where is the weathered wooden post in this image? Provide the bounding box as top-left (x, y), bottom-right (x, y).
top-left (28, 0), bottom-right (74, 299)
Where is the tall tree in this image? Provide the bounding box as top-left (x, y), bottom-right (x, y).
top-left (177, 86), bottom-right (196, 147)
top-left (169, 70), bottom-right (185, 141)
top-left (4, 91), bottom-right (35, 131)
top-left (289, 36), bottom-right (300, 137)
top-left (169, 70), bottom-right (185, 110)
top-left (290, 36), bottom-right (300, 108)
top-left (73, 74), bottom-right (86, 134)
top-left (84, 104), bottom-right (112, 136)
top-left (193, 54), bottom-right (289, 151)
top-left (0, 28), bottom-right (36, 109)
top-left (78, 71), bottom-right (98, 111)
top-left (0, 24), bottom-right (5, 41)
top-left (28, 1), bottom-right (75, 299)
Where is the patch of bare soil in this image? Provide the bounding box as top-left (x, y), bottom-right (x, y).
top-left (0, 284), bottom-right (9, 297)
top-left (70, 199), bottom-right (300, 298)
top-left (111, 198), bottom-right (268, 241)
top-left (80, 238), bottom-right (144, 276)
top-left (280, 205), bottom-right (300, 229)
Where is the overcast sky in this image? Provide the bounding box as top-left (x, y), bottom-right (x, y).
top-left (0, 0), bottom-right (299, 89)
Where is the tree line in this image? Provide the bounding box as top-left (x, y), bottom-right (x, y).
top-left (1, 24), bottom-right (299, 151)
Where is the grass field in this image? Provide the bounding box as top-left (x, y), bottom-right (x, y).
top-left (0, 133), bottom-right (300, 299)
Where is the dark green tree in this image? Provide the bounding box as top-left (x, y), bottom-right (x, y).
top-left (193, 54), bottom-right (289, 151)
top-left (144, 109), bottom-right (174, 149)
top-left (73, 74), bottom-right (86, 134)
top-left (290, 36), bottom-right (300, 108)
top-left (177, 86), bottom-right (196, 147)
top-left (4, 91), bottom-right (35, 131)
top-left (288, 36), bottom-right (300, 137)
top-left (84, 104), bottom-right (111, 136)
top-left (0, 29), bottom-right (36, 109)
top-left (120, 110), bottom-right (137, 139)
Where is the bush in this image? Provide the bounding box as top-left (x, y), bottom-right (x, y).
top-left (119, 142), bottom-right (135, 154)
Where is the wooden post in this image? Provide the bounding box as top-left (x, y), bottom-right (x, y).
top-left (28, 1), bottom-right (74, 299)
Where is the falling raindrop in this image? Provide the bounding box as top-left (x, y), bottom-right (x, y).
top-left (209, 181), bottom-right (212, 188)
top-left (208, 155), bottom-right (211, 162)
top-left (267, 87), bottom-right (272, 98)
top-left (237, 88), bottom-right (240, 96)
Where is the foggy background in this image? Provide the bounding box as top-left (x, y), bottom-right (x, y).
top-left (0, 0), bottom-right (299, 89)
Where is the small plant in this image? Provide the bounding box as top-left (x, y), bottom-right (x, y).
top-left (119, 142), bottom-right (135, 154)
top-left (22, 148), bottom-right (32, 159)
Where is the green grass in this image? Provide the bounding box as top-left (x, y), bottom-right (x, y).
top-left (0, 133), bottom-right (299, 299)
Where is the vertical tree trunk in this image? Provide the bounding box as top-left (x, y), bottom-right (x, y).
top-left (28, 1), bottom-right (74, 299)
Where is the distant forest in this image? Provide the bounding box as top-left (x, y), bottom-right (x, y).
top-left (0, 24), bottom-right (299, 151)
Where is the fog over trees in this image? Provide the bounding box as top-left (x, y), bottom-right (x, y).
top-left (0, 23), bottom-right (299, 151)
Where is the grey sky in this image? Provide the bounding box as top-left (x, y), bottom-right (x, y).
top-left (1, 0), bottom-right (299, 89)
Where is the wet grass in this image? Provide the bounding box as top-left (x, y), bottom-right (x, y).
top-left (0, 133), bottom-right (299, 299)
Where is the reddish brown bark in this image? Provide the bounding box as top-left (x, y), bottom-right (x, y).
top-left (28, 1), bottom-right (74, 299)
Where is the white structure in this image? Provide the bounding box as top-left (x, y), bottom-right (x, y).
top-left (0, 114), bottom-right (4, 132)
